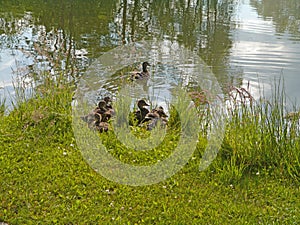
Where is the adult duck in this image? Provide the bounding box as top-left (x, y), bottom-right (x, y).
top-left (131, 62), bottom-right (151, 80)
top-left (133, 99), bottom-right (150, 124)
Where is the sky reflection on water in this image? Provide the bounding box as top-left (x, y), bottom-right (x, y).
top-left (0, 0), bottom-right (300, 110)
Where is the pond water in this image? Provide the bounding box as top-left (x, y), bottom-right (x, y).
top-left (0, 0), bottom-right (300, 110)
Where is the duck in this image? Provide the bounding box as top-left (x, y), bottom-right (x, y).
top-left (133, 99), bottom-right (150, 124)
top-left (94, 100), bottom-right (114, 122)
top-left (152, 106), bottom-right (168, 118)
top-left (103, 96), bottom-right (113, 109)
top-left (145, 106), bottom-right (168, 130)
top-left (94, 113), bottom-right (109, 132)
top-left (80, 96), bottom-right (114, 132)
top-left (131, 62), bottom-right (151, 80)
top-left (103, 96), bottom-right (115, 116)
top-left (94, 100), bottom-right (106, 114)
top-left (87, 113), bottom-right (101, 130)
top-left (80, 113), bottom-right (95, 124)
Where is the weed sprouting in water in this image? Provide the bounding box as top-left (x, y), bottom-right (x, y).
top-left (211, 80), bottom-right (300, 184)
top-left (0, 97), bottom-right (6, 116)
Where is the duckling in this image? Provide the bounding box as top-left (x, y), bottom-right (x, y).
top-left (80, 113), bottom-right (95, 124)
top-left (147, 118), bottom-right (168, 131)
top-left (82, 113), bottom-right (101, 130)
top-left (145, 106), bottom-right (168, 131)
top-left (94, 100), bottom-right (113, 122)
top-left (131, 62), bottom-right (151, 80)
top-left (103, 96), bottom-right (115, 116)
top-left (134, 99), bottom-right (150, 124)
top-left (103, 96), bottom-right (113, 109)
top-left (94, 100), bottom-right (107, 113)
top-left (145, 106), bottom-right (168, 119)
top-left (153, 106), bottom-right (168, 118)
top-left (87, 113), bottom-right (101, 130)
top-left (94, 113), bottom-right (109, 132)
top-left (94, 113), bottom-right (102, 122)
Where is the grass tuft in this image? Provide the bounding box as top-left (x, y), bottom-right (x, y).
top-left (0, 73), bottom-right (300, 224)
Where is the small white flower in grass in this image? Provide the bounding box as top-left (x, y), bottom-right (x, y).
top-left (70, 143), bottom-right (74, 147)
top-left (163, 185), bottom-right (167, 189)
top-left (256, 171), bottom-right (260, 175)
top-left (63, 152), bottom-right (67, 156)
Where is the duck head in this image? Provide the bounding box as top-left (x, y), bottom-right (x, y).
top-left (137, 99), bottom-right (150, 109)
top-left (97, 100), bottom-right (107, 110)
top-left (103, 96), bottom-right (111, 104)
top-left (156, 106), bottom-right (168, 118)
top-left (142, 62), bottom-right (151, 72)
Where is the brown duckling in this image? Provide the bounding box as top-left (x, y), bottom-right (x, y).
top-left (131, 62), bottom-right (151, 80)
top-left (94, 100), bottom-right (114, 122)
top-left (86, 113), bottom-right (101, 130)
top-left (103, 96), bottom-right (113, 109)
top-left (146, 118), bottom-right (167, 131)
top-left (94, 113), bottom-right (109, 132)
top-left (94, 112), bottom-right (102, 122)
top-left (145, 106), bottom-right (168, 131)
top-left (102, 96), bottom-right (115, 116)
top-left (94, 100), bottom-right (107, 114)
top-left (145, 106), bottom-right (168, 119)
top-left (80, 113), bottom-right (95, 124)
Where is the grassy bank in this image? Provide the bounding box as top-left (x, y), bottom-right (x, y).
top-left (0, 74), bottom-right (300, 224)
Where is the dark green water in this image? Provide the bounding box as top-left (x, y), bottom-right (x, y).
top-left (0, 0), bottom-right (300, 107)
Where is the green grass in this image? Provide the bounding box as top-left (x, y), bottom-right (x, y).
top-left (1, 74), bottom-right (300, 224)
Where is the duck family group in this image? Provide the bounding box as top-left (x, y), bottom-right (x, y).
top-left (131, 99), bottom-right (168, 130)
top-left (81, 61), bottom-right (168, 132)
top-left (81, 97), bottom-right (168, 133)
top-left (81, 62), bottom-right (168, 133)
top-left (80, 96), bottom-right (114, 133)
